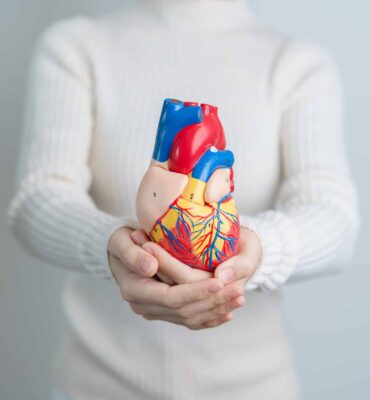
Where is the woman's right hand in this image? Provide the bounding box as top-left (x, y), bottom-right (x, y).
top-left (107, 227), bottom-right (245, 330)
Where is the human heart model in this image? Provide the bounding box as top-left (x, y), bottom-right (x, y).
top-left (136, 98), bottom-right (240, 272)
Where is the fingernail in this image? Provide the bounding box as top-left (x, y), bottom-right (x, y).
top-left (218, 267), bottom-right (234, 284)
top-left (142, 243), bottom-right (154, 255)
top-left (138, 255), bottom-right (153, 275)
top-left (131, 231), bottom-right (139, 240)
top-left (228, 287), bottom-right (243, 301)
top-left (223, 313), bottom-right (233, 322)
top-left (236, 296), bottom-right (245, 306)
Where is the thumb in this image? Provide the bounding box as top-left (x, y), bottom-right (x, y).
top-left (131, 229), bottom-right (150, 246)
top-left (214, 255), bottom-right (254, 285)
top-left (142, 241), bottom-right (211, 284)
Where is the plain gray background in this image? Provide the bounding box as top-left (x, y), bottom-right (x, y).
top-left (1, 1), bottom-right (369, 399)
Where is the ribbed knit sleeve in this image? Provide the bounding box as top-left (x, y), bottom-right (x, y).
top-left (7, 19), bottom-right (140, 278)
top-left (242, 40), bottom-right (360, 291)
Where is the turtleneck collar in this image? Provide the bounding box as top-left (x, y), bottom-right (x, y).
top-left (135, 0), bottom-right (256, 32)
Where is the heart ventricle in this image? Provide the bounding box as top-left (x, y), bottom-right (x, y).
top-left (149, 194), bottom-right (240, 272)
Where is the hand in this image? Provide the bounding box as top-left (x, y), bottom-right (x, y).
top-left (108, 226), bottom-right (159, 278)
top-left (214, 227), bottom-right (263, 289)
top-left (108, 227), bottom-right (245, 330)
top-left (130, 229), bottom-right (212, 285)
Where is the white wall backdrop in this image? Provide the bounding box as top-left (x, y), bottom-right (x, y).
top-left (0, 1), bottom-right (369, 399)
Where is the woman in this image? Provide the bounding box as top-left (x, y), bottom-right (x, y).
top-left (8, 0), bottom-right (359, 399)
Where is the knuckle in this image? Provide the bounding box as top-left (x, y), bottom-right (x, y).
top-left (164, 294), bottom-right (174, 309)
top-left (217, 304), bottom-right (229, 315)
top-left (142, 314), bottom-right (156, 321)
top-left (171, 299), bottom-right (182, 309)
top-left (193, 324), bottom-right (203, 330)
top-left (212, 305), bottom-right (224, 317)
top-left (120, 290), bottom-right (132, 302)
top-left (165, 291), bottom-right (181, 310)
top-left (178, 307), bottom-right (190, 319)
top-left (185, 320), bottom-right (200, 331)
top-left (129, 304), bottom-right (141, 315)
top-left (205, 320), bottom-right (218, 328)
top-left (214, 292), bottom-right (226, 306)
top-left (184, 316), bottom-right (202, 330)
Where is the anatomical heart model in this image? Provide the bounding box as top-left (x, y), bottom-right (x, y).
top-left (136, 98), bottom-right (240, 272)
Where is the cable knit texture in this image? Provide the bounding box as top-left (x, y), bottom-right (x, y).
top-left (7, 0), bottom-right (359, 398)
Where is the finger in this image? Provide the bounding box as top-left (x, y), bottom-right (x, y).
top-left (112, 261), bottom-right (169, 306)
top-left (120, 267), bottom-right (222, 308)
top-left (129, 304), bottom-right (197, 328)
top-left (165, 278), bottom-right (223, 309)
top-left (190, 296), bottom-right (245, 326)
top-left (214, 227), bottom-right (262, 284)
top-left (121, 271), bottom-right (172, 306)
top-left (122, 245), bottom-right (158, 278)
top-left (142, 241), bottom-right (212, 284)
top-left (140, 313), bottom-right (184, 326)
top-left (179, 283), bottom-right (243, 316)
top-left (131, 294), bottom-right (244, 323)
top-left (111, 229), bottom-right (158, 278)
top-left (227, 277), bottom-right (248, 291)
top-left (130, 300), bottom-right (235, 331)
top-left (146, 310), bottom-right (233, 331)
top-left (155, 271), bottom-right (176, 285)
top-left (130, 285), bottom-right (244, 327)
top-left (204, 313), bottom-right (233, 328)
top-left (130, 302), bottom-right (178, 318)
top-left (159, 311), bottom-right (233, 330)
top-left (130, 229), bottom-right (150, 246)
top-left (214, 254), bottom-right (254, 285)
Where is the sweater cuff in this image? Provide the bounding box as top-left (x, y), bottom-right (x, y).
top-left (239, 211), bottom-right (300, 291)
top-left (78, 213), bottom-right (141, 279)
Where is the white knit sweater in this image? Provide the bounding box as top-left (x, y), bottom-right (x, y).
top-left (8, 0), bottom-right (359, 398)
